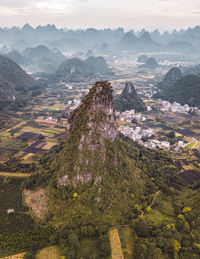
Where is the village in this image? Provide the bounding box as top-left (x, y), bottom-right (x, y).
top-left (117, 100), bottom-right (200, 152)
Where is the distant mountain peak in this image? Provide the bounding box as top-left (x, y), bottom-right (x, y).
top-left (123, 31), bottom-right (138, 42)
top-left (22, 23), bottom-right (33, 32)
top-left (139, 31), bottom-right (152, 41)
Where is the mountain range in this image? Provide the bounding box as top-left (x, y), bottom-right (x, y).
top-left (1, 24), bottom-right (200, 54)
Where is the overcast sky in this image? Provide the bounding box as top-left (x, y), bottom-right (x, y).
top-left (0, 0), bottom-right (200, 31)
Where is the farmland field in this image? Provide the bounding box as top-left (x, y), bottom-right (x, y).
top-left (109, 228), bottom-right (124, 259)
top-left (120, 227), bottom-right (134, 259)
top-left (76, 238), bottom-right (103, 259)
top-left (36, 246), bottom-right (60, 259)
top-left (1, 252), bottom-right (26, 259)
top-left (185, 141), bottom-right (199, 150)
top-left (0, 172), bottom-right (31, 178)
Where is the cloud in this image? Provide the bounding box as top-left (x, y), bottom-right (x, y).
top-left (34, 0), bottom-right (73, 14)
top-left (0, 0), bottom-right (87, 16)
top-left (0, 0), bottom-right (199, 29)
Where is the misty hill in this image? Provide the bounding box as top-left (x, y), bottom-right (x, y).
top-left (156, 74), bottom-right (200, 108)
top-left (138, 32), bottom-right (160, 51)
top-left (72, 28), bottom-right (105, 45)
top-left (166, 41), bottom-right (196, 53)
top-left (0, 55), bottom-right (36, 90)
top-left (158, 67), bottom-right (183, 89)
top-left (84, 50), bottom-right (94, 59)
top-left (115, 31), bottom-right (160, 51)
top-left (115, 32), bottom-right (138, 50)
top-left (144, 57), bottom-right (159, 68)
top-left (54, 56), bottom-right (113, 83)
top-left (114, 82), bottom-right (147, 112)
top-left (99, 42), bottom-right (112, 55)
top-left (0, 55), bottom-right (37, 109)
top-left (138, 57), bottom-right (159, 69)
top-left (22, 45), bottom-right (66, 72)
top-left (5, 50), bottom-right (26, 67)
top-left (137, 55), bottom-right (148, 63)
top-left (48, 38), bottom-right (85, 52)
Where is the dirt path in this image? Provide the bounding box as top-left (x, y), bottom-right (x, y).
top-left (150, 190), bottom-right (161, 207)
top-left (140, 190), bottom-right (161, 218)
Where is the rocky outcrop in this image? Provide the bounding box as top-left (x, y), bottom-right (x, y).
top-left (114, 82), bottom-right (147, 112)
top-left (59, 81), bottom-right (118, 186)
top-left (25, 80), bottom-right (177, 230)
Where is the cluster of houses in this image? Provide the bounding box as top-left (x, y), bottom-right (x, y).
top-left (119, 125), bottom-right (154, 142)
top-left (117, 109), bottom-right (147, 123)
top-left (117, 107), bottom-right (191, 151)
top-left (142, 139), bottom-right (171, 149)
top-left (119, 125), bottom-right (174, 150)
top-left (119, 124), bottom-right (188, 151)
top-left (68, 99), bottom-right (82, 110)
top-left (159, 100), bottom-right (198, 113)
top-left (142, 139), bottom-right (186, 150)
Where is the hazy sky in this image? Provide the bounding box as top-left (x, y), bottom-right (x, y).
top-left (0, 0), bottom-right (200, 31)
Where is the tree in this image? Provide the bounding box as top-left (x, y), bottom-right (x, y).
top-left (173, 239), bottom-right (181, 253)
top-left (23, 251), bottom-right (35, 259)
top-left (183, 221), bottom-right (190, 233)
top-left (68, 231), bottom-right (79, 249)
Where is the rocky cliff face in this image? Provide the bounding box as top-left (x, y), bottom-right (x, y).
top-left (59, 81), bottom-right (118, 186)
top-left (114, 82), bottom-right (147, 112)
